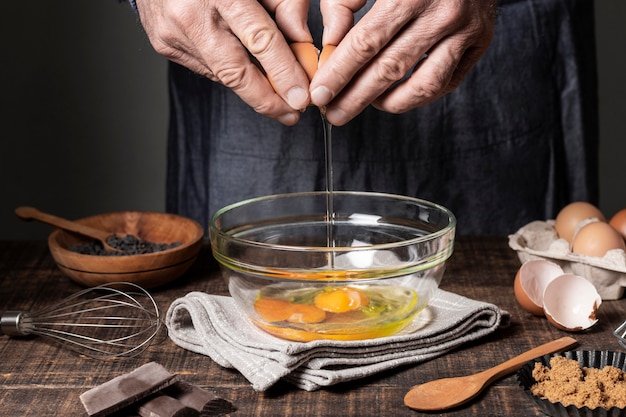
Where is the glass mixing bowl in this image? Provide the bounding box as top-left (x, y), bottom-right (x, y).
top-left (210, 191), bottom-right (456, 342)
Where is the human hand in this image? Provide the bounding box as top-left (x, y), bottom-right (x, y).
top-left (311, 0), bottom-right (497, 126)
top-left (135, 0), bottom-right (313, 126)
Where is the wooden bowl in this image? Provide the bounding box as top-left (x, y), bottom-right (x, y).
top-left (48, 211), bottom-right (204, 288)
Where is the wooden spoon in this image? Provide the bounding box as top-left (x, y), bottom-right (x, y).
top-left (15, 206), bottom-right (120, 252)
top-left (404, 336), bottom-right (578, 411)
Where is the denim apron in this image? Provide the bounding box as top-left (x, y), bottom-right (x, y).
top-left (165, 0), bottom-right (598, 236)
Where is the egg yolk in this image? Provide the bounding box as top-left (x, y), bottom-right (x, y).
top-left (314, 286), bottom-right (370, 313)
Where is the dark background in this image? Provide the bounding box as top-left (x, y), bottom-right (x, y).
top-left (1, 1), bottom-right (624, 239)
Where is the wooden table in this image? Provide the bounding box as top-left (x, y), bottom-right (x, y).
top-left (1, 237), bottom-right (624, 416)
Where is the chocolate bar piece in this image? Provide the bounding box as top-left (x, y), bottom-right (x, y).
top-left (137, 395), bottom-right (197, 417)
top-left (164, 382), bottom-right (236, 415)
top-left (80, 362), bottom-right (180, 417)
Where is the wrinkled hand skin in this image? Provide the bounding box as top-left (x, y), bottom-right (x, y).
top-left (135, 0), bottom-right (497, 127)
top-left (135, 0), bottom-right (313, 126)
top-left (313, 0), bottom-right (498, 125)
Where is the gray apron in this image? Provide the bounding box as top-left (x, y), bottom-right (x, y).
top-left (165, 0), bottom-right (598, 235)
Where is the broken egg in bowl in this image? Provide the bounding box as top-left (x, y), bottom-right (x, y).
top-left (209, 191), bottom-right (456, 342)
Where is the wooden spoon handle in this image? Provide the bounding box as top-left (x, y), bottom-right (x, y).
top-left (479, 336), bottom-right (578, 384)
top-left (15, 206), bottom-right (110, 241)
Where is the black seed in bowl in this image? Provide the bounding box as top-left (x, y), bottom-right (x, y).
top-left (70, 234), bottom-right (181, 256)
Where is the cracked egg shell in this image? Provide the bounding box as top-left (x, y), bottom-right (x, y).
top-left (543, 274), bottom-right (601, 332)
top-left (514, 259), bottom-right (564, 316)
top-left (318, 45), bottom-right (336, 68)
top-left (290, 42), bottom-right (320, 81)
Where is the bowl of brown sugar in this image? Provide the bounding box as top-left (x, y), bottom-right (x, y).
top-left (518, 350), bottom-right (626, 417)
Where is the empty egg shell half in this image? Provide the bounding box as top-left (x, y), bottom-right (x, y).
top-left (543, 274), bottom-right (601, 332)
top-left (514, 259), bottom-right (565, 316)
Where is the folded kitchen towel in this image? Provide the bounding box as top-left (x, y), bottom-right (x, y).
top-left (165, 289), bottom-right (508, 391)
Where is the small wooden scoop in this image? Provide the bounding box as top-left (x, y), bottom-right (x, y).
top-left (15, 206), bottom-right (120, 252)
top-left (404, 336), bottom-right (578, 411)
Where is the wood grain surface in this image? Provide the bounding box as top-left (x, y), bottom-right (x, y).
top-left (1, 237), bottom-right (624, 417)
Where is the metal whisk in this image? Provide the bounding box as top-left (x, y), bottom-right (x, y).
top-left (0, 282), bottom-right (162, 359)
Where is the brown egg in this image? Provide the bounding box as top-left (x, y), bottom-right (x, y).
top-left (318, 45), bottom-right (336, 68)
top-left (290, 42), bottom-right (319, 81)
top-left (554, 201), bottom-right (605, 243)
top-left (572, 221), bottom-right (626, 257)
top-left (609, 208), bottom-right (626, 240)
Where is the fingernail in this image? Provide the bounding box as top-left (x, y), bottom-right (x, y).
top-left (325, 107), bottom-right (348, 126)
top-left (311, 86), bottom-right (333, 106)
top-left (286, 87), bottom-right (309, 110)
top-left (277, 112), bottom-right (299, 126)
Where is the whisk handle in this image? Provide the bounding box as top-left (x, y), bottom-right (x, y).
top-left (0, 311), bottom-right (31, 336)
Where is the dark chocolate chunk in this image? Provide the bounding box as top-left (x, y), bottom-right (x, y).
top-left (136, 395), bottom-right (198, 417)
top-left (163, 382), bottom-right (236, 415)
top-left (80, 362), bottom-right (180, 417)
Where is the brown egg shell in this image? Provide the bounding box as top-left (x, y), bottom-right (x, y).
top-left (514, 269), bottom-right (542, 316)
top-left (542, 274), bottom-right (601, 332)
top-left (318, 45), bottom-right (336, 68)
top-left (513, 259), bottom-right (564, 316)
top-left (290, 42), bottom-right (319, 81)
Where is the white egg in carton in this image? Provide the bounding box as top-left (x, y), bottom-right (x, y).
top-left (509, 220), bottom-right (626, 300)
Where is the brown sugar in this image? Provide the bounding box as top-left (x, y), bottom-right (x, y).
top-left (531, 356), bottom-right (626, 409)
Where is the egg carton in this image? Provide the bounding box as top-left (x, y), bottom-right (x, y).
top-left (508, 220), bottom-right (626, 300)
